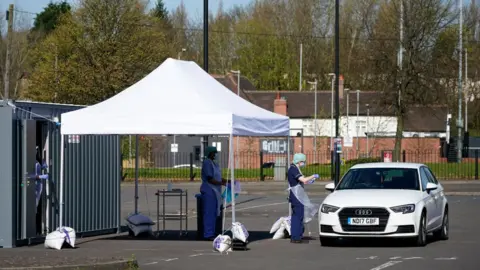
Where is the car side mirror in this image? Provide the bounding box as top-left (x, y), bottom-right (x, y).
top-left (325, 182), bottom-right (335, 192)
top-left (425, 182), bottom-right (438, 192)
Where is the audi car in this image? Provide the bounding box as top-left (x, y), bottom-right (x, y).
top-left (318, 163), bottom-right (449, 247)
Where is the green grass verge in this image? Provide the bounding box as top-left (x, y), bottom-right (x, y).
top-left (123, 162), bottom-right (478, 181)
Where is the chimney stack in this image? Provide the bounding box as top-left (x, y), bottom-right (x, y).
top-left (339, 74), bottom-right (344, 99)
top-left (274, 92), bottom-right (287, 116)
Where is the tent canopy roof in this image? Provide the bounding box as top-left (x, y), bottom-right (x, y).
top-left (60, 58), bottom-right (289, 136)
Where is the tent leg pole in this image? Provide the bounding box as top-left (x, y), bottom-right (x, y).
top-left (287, 134), bottom-right (291, 217)
top-left (230, 133), bottom-right (235, 225)
top-left (59, 134), bottom-right (65, 228)
top-left (135, 135), bottom-right (139, 214)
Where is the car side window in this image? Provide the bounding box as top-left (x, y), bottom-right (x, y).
top-left (419, 168), bottom-right (429, 191)
top-left (425, 168), bottom-right (439, 184)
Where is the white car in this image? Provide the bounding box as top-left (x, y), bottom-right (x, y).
top-left (318, 162), bottom-right (449, 247)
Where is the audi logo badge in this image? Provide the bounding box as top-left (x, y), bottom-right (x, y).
top-left (355, 209), bottom-right (373, 215)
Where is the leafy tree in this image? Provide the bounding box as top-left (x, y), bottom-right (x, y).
top-left (32, 1), bottom-right (72, 35)
top-left (152, 0), bottom-right (169, 22)
top-left (25, 0), bottom-right (170, 104)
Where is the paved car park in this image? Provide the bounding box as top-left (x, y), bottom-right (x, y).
top-left (118, 182), bottom-right (480, 270)
top-left (1, 182), bottom-right (479, 269)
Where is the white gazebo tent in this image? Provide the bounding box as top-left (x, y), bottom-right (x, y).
top-left (58, 58), bottom-right (290, 234)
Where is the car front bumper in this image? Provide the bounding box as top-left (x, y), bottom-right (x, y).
top-left (318, 207), bottom-right (418, 238)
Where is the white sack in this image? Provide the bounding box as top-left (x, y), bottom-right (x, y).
top-left (272, 224), bottom-right (286, 240)
top-left (213, 234), bottom-right (232, 253)
top-left (57, 226), bottom-right (76, 248)
top-left (45, 231), bottom-right (66, 250)
top-left (232, 222), bottom-right (249, 243)
top-left (282, 217), bottom-right (291, 235)
top-left (270, 216), bottom-right (285, 234)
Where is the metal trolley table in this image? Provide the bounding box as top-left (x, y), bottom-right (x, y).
top-left (155, 189), bottom-right (188, 237)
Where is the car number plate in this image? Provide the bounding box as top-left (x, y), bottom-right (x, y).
top-left (347, 217), bottom-right (379, 225)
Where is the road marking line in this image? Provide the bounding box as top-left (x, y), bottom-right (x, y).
top-left (144, 262), bottom-right (158, 265)
top-left (357, 256), bottom-right (378, 260)
top-left (370, 261), bottom-right (402, 270)
top-left (389, 256), bottom-right (401, 259)
top-left (164, 258), bottom-right (178, 262)
top-left (404, 257), bottom-right (423, 260)
top-left (434, 257), bottom-right (457, 260)
top-left (124, 249), bottom-right (158, 251)
top-left (189, 254), bottom-right (203, 257)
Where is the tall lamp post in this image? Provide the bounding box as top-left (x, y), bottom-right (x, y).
top-left (345, 88), bottom-right (350, 152)
top-left (328, 73), bottom-right (336, 152)
top-left (366, 103), bottom-right (370, 157)
top-left (356, 90), bottom-right (360, 156)
top-left (231, 70), bottom-right (241, 167)
top-left (308, 80), bottom-right (318, 163)
top-left (178, 48), bottom-right (186, 60)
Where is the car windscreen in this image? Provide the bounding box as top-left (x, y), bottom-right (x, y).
top-left (336, 167), bottom-right (420, 191)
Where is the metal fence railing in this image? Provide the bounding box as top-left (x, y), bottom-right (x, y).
top-left (121, 149), bottom-right (479, 181)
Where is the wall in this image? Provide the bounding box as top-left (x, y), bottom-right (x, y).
top-left (290, 117), bottom-right (445, 138)
top-left (232, 136), bottom-right (442, 168)
top-left (0, 106), bottom-right (14, 248)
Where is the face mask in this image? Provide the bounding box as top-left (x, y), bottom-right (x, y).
top-left (299, 162), bottom-right (306, 167)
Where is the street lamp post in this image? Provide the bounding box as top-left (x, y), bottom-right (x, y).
top-left (366, 103), bottom-right (370, 157)
top-left (356, 90), bottom-right (360, 157)
top-left (231, 70), bottom-right (241, 167)
top-left (328, 73), bottom-right (336, 151)
top-left (345, 88), bottom-right (350, 148)
top-left (308, 80), bottom-right (318, 163)
top-left (178, 48), bottom-right (186, 60)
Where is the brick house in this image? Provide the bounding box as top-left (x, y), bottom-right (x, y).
top-left (214, 72), bottom-right (449, 165)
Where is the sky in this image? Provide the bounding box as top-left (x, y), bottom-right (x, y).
top-left (2, 0), bottom-right (252, 23)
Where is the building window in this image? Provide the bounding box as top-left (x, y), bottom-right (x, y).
top-left (356, 120), bottom-right (367, 135)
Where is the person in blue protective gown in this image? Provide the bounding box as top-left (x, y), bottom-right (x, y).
top-left (288, 153), bottom-right (318, 243)
top-left (201, 146), bottom-right (227, 241)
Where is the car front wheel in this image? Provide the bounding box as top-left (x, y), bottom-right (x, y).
top-left (415, 212), bottom-right (427, 247)
top-left (433, 209), bottom-right (449, 240)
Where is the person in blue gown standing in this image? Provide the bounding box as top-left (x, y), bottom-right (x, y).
top-left (201, 146), bottom-right (227, 240)
top-left (288, 153), bottom-right (318, 243)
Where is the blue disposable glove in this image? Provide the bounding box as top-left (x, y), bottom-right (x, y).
top-left (307, 179), bottom-right (315, 185)
top-left (313, 174), bottom-right (319, 179)
top-left (39, 174), bottom-right (49, 180)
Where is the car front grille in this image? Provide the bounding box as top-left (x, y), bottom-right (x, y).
top-left (338, 207), bottom-right (390, 232)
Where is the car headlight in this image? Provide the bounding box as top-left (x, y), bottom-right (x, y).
top-left (321, 204), bottom-right (339, 214)
top-left (390, 204), bottom-right (415, 214)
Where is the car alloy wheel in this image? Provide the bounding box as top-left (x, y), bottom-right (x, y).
top-left (415, 213), bottom-right (427, 247)
top-left (435, 210), bottom-right (449, 240)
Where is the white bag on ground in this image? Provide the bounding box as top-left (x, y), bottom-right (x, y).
top-left (213, 234), bottom-right (232, 253)
top-left (270, 216), bottom-right (285, 233)
top-left (282, 216), bottom-right (291, 235)
top-left (272, 224), bottom-right (286, 240)
top-left (57, 226), bottom-right (76, 248)
top-left (232, 222), bottom-right (249, 243)
top-left (45, 230), bottom-right (66, 250)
